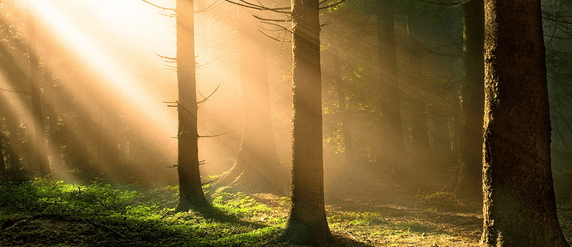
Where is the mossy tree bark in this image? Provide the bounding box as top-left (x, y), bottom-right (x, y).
top-left (278, 0), bottom-right (333, 244)
top-left (455, 0), bottom-right (484, 200)
top-left (175, 0), bottom-right (210, 212)
top-left (216, 6), bottom-right (288, 196)
top-left (481, 0), bottom-right (570, 246)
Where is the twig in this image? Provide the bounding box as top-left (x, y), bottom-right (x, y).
top-left (92, 222), bottom-right (130, 240)
top-left (0, 87), bottom-right (31, 96)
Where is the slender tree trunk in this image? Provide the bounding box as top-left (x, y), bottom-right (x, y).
top-left (217, 6), bottom-right (288, 195)
top-left (481, 0), bottom-right (570, 246)
top-left (405, 1), bottom-right (430, 158)
top-left (376, 0), bottom-right (405, 169)
top-left (455, 0), bottom-right (484, 199)
top-left (330, 52), bottom-right (354, 163)
top-left (27, 2), bottom-right (50, 176)
top-left (278, 0), bottom-right (332, 244)
top-left (175, 0), bottom-right (210, 212)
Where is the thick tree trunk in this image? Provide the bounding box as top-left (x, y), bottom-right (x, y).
top-left (175, 0), bottom-right (210, 212)
top-left (278, 0), bottom-right (332, 244)
top-left (376, 0), bottom-right (405, 169)
top-left (481, 0), bottom-right (570, 246)
top-left (217, 6), bottom-right (288, 195)
top-left (27, 2), bottom-right (50, 176)
top-left (455, 0), bottom-right (484, 200)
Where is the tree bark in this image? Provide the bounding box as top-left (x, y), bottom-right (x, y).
top-left (27, 2), bottom-right (50, 177)
top-left (278, 0), bottom-right (333, 244)
top-left (376, 0), bottom-right (405, 169)
top-left (175, 0), bottom-right (210, 212)
top-left (455, 0), bottom-right (484, 199)
top-left (481, 0), bottom-right (570, 246)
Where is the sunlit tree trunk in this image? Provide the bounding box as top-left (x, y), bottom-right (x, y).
top-left (481, 0), bottom-right (569, 246)
top-left (175, 0), bottom-right (210, 212)
top-left (278, 0), bottom-right (332, 244)
top-left (455, 0), bottom-right (484, 200)
top-left (376, 0), bottom-right (406, 173)
top-left (27, 1), bottom-right (50, 176)
top-left (217, 6), bottom-right (288, 195)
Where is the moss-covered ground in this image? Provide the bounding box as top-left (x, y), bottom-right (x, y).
top-left (1, 176), bottom-right (570, 246)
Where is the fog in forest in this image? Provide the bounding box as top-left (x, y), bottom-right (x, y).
top-left (1, 0), bottom-right (572, 244)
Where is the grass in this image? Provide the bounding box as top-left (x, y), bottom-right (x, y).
top-left (0, 178), bottom-right (489, 246)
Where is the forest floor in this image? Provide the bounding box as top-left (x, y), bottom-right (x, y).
top-left (0, 171), bottom-right (571, 247)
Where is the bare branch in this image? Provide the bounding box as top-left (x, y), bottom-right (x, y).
top-left (197, 84), bottom-right (221, 104)
top-left (0, 87), bottom-right (31, 96)
top-left (142, 0), bottom-right (175, 11)
top-left (199, 129), bottom-right (233, 138)
top-left (253, 14), bottom-right (291, 22)
top-left (319, 0), bottom-right (346, 9)
top-left (223, 0), bottom-right (290, 14)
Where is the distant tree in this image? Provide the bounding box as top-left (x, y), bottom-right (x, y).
top-left (376, 0), bottom-right (406, 173)
top-left (330, 51), bottom-right (354, 163)
top-left (27, 2), bottom-right (50, 176)
top-left (481, 0), bottom-right (570, 246)
top-left (278, 0), bottom-right (333, 244)
top-left (216, 6), bottom-right (289, 195)
top-left (455, 0), bottom-right (484, 199)
top-left (174, 0), bottom-right (211, 212)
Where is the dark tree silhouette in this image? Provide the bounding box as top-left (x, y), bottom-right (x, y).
top-left (455, 0), bottom-right (484, 199)
top-left (278, 0), bottom-right (333, 244)
top-left (481, 0), bottom-right (570, 246)
top-left (174, 0), bottom-right (211, 212)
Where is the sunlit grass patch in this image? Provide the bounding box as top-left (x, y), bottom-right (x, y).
top-left (0, 179), bottom-right (482, 246)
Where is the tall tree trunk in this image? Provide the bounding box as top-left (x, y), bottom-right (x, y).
top-left (481, 0), bottom-right (569, 246)
top-left (278, 0), bottom-right (332, 244)
top-left (376, 0), bottom-right (405, 171)
top-left (27, 2), bottom-right (50, 176)
top-left (406, 1), bottom-right (430, 159)
top-left (175, 0), bottom-right (210, 212)
top-left (455, 0), bottom-right (484, 200)
top-left (331, 52), bottom-right (354, 163)
top-left (217, 6), bottom-right (288, 195)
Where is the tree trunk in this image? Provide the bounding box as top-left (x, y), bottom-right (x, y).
top-left (455, 0), bottom-right (484, 200)
top-left (331, 52), bottom-right (354, 163)
top-left (175, 0), bottom-right (210, 212)
top-left (481, 0), bottom-right (570, 246)
top-left (278, 0), bottom-right (333, 244)
top-left (406, 1), bottom-right (430, 160)
top-left (217, 6), bottom-right (288, 195)
top-left (28, 2), bottom-right (50, 177)
top-left (376, 0), bottom-right (405, 169)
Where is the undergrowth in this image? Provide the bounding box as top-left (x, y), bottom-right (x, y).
top-left (0, 178), bottom-right (483, 246)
